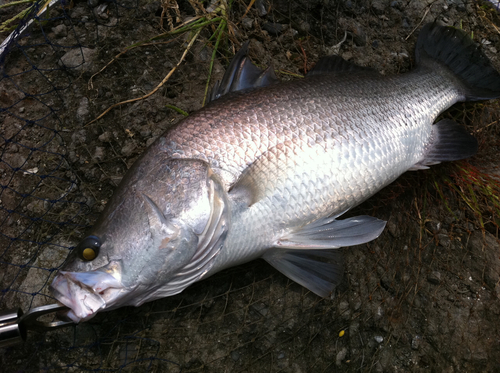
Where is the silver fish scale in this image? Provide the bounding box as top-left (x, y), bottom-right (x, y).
top-left (157, 67), bottom-right (460, 270)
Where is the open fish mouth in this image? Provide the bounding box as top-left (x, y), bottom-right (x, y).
top-left (50, 270), bottom-right (124, 323)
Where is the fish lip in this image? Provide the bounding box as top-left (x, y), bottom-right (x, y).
top-left (50, 270), bottom-right (122, 323)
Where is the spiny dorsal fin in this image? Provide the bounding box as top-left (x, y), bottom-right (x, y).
top-left (208, 41), bottom-right (279, 103)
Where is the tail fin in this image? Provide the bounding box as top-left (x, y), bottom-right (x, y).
top-left (416, 22), bottom-right (500, 100)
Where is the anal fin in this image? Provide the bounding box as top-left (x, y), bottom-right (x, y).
top-left (413, 119), bottom-right (478, 169)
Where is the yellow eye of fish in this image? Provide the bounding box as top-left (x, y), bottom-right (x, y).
top-left (82, 248), bottom-right (96, 260)
top-left (77, 235), bottom-right (101, 261)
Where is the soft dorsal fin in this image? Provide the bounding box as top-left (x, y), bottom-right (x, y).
top-left (208, 41), bottom-right (279, 103)
top-left (306, 55), bottom-right (375, 77)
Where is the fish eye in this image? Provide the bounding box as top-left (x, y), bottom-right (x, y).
top-left (77, 236), bottom-right (101, 261)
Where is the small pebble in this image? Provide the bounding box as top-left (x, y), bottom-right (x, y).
top-left (59, 48), bottom-right (96, 72)
top-left (76, 97), bottom-right (90, 122)
top-left (93, 147), bottom-right (104, 161)
top-left (98, 132), bottom-right (111, 142)
top-left (242, 17), bottom-right (253, 29)
top-left (255, 0), bottom-right (268, 16)
top-left (336, 347), bottom-right (348, 366)
top-left (411, 335), bottom-right (422, 350)
top-left (95, 4), bottom-right (109, 20)
top-left (298, 20), bottom-right (310, 33)
top-left (121, 141), bottom-right (136, 157)
top-left (140, 126), bottom-right (152, 138)
top-left (230, 351), bottom-right (240, 361)
top-left (427, 271), bottom-right (441, 285)
top-left (52, 24), bottom-right (68, 37)
top-left (263, 23), bottom-right (288, 36)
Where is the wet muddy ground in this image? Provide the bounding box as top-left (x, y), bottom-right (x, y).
top-left (1, 0), bottom-right (500, 371)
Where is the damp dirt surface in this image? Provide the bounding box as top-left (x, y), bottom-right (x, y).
top-left (1, 0), bottom-right (500, 372)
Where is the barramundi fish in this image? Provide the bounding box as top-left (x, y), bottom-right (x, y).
top-left (50, 23), bottom-right (500, 322)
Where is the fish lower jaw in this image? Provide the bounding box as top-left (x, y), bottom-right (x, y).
top-left (50, 284), bottom-right (106, 323)
top-left (50, 273), bottom-right (111, 323)
top-left (65, 295), bottom-right (106, 323)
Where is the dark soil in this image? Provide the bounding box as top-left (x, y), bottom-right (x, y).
top-left (1, 0), bottom-right (500, 371)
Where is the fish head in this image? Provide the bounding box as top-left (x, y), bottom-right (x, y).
top-left (50, 155), bottom-right (229, 323)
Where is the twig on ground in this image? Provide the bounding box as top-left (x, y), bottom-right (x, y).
top-left (86, 28), bottom-right (202, 126)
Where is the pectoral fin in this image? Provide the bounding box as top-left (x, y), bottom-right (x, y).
top-left (229, 143), bottom-right (324, 207)
top-left (229, 144), bottom-right (293, 207)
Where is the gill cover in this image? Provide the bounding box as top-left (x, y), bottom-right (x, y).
top-left (137, 159), bottom-right (231, 301)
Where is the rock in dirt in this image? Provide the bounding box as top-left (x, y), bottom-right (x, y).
top-left (51, 24), bottom-right (67, 37)
top-left (93, 146), bottom-right (105, 161)
top-left (411, 335), bottom-right (422, 350)
top-left (4, 153), bottom-right (27, 169)
top-left (76, 97), bottom-right (90, 123)
top-left (335, 347), bottom-right (347, 366)
top-left (121, 140), bottom-right (136, 157)
top-left (263, 22), bottom-right (288, 36)
top-left (59, 48), bottom-right (97, 72)
top-left (98, 131), bottom-right (112, 142)
top-left (371, 0), bottom-right (389, 14)
top-left (427, 271), bottom-right (442, 285)
top-left (255, 0), bottom-right (268, 16)
top-left (242, 17), bottom-right (253, 29)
